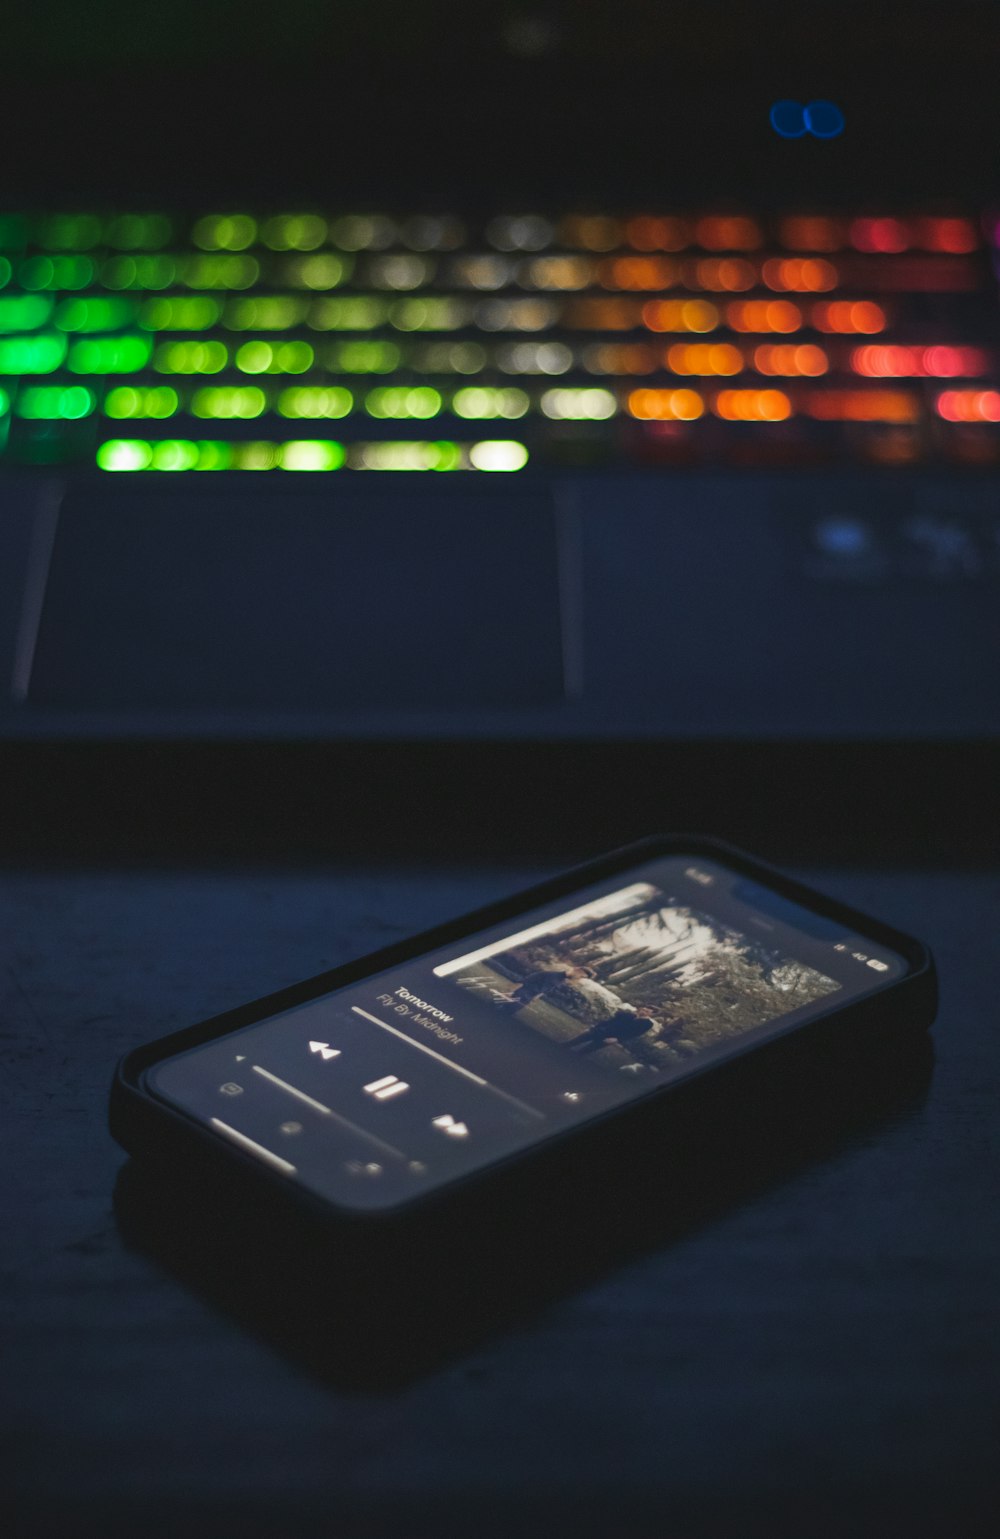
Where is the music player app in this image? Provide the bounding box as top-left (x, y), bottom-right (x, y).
top-left (147, 856), bottom-right (905, 1210)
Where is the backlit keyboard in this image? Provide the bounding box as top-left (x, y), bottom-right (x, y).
top-left (0, 210), bottom-right (997, 474)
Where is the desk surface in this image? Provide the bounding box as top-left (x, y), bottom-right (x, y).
top-left (2, 860), bottom-right (997, 1538)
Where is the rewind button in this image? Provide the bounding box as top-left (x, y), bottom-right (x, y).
top-left (432, 1114), bottom-right (469, 1139)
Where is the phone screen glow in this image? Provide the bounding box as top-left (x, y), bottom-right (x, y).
top-left (147, 856), bottom-right (906, 1210)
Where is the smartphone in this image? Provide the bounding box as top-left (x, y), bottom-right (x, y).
top-left (110, 837), bottom-right (936, 1221)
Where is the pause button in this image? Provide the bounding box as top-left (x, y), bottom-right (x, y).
top-left (364, 1074), bottom-right (410, 1102)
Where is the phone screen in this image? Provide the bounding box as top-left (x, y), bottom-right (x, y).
top-left (146, 855), bottom-right (908, 1211)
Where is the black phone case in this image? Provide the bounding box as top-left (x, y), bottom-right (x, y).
top-left (109, 835), bottom-right (937, 1229)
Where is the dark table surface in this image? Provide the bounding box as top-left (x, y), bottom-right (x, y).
top-left (3, 855), bottom-right (998, 1538)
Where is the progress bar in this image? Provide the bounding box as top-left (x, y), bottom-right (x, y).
top-left (210, 1118), bottom-right (296, 1176)
top-left (251, 1063), bottom-right (407, 1161)
top-left (252, 1064), bottom-right (332, 1116)
top-left (350, 1006), bottom-right (545, 1120)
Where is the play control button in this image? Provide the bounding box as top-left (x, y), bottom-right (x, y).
top-left (432, 1114), bottom-right (469, 1139)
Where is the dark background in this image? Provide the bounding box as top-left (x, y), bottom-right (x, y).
top-left (3, 4), bottom-right (999, 1535)
top-left (5, 0), bottom-right (1000, 204)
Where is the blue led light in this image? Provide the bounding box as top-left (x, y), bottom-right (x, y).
top-left (771, 100), bottom-right (844, 139)
top-left (770, 100), bottom-right (808, 138)
top-left (804, 100), bottom-right (845, 139)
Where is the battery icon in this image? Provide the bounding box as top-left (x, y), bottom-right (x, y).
top-left (867, 958), bottom-right (889, 972)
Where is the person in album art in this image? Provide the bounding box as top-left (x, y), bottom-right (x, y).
top-left (568, 1005), bottom-right (658, 1054)
top-left (498, 962), bottom-right (597, 1012)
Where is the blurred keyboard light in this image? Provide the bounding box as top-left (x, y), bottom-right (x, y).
top-left (324, 339), bottom-right (402, 373)
top-left (468, 439), bottom-right (529, 470)
top-left (150, 439), bottom-right (201, 470)
top-left (271, 340), bottom-right (314, 373)
top-left (235, 339), bottom-right (313, 373)
top-left (850, 218), bottom-right (910, 253)
top-left (367, 255), bottom-right (434, 291)
top-left (193, 441), bottom-right (234, 470)
top-left (104, 385), bottom-right (178, 419)
top-left (762, 257), bottom-right (837, 291)
top-left (308, 296), bottom-right (389, 330)
top-left (329, 215), bottom-right (396, 251)
top-left (524, 255), bottom-right (595, 290)
top-left (600, 256), bottom-right (678, 290)
top-left (55, 297), bottom-right (137, 332)
top-left (224, 296), bottom-right (308, 330)
top-left (487, 216), bottom-right (554, 252)
top-left (627, 388), bottom-right (704, 421)
top-left (667, 342), bottom-right (743, 375)
top-left (260, 214), bottom-right (327, 251)
top-left (922, 345), bottom-right (989, 377)
top-left (140, 297), bottom-right (221, 331)
top-left (390, 297), bottom-right (471, 331)
top-left (191, 386), bottom-right (267, 419)
top-left (181, 254), bottom-right (259, 289)
top-left (277, 386), bottom-right (353, 419)
top-left (233, 442), bottom-right (280, 470)
top-left (284, 253), bottom-right (349, 290)
top-left (540, 387), bottom-right (617, 419)
top-left (812, 300), bottom-right (886, 333)
top-left (499, 341), bottom-right (573, 374)
top-left (102, 255), bottom-right (176, 290)
top-left (936, 390), bottom-right (1000, 422)
top-left (691, 258), bottom-right (756, 292)
top-left (449, 254), bottom-right (516, 290)
top-left (0, 201), bottom-right (992, 474)
top-left (714, 388), bottom-right (791, 421)
top-left (0, 295), bottom-right (53, 332)
top-left (357, 440), bottom-right (463, 471)
top-left (365, 386), bottom-right (442, 419)
top-left (96, 437), bottom-right (235, 471)
top-left (69, 335), bottom-right (153, 373)
top-left (20, 255), bottom-right (94, 291)
top-left (452, 387), bottom-right (529, 419)
top-left (279, 440), bottom-right (346, 470)
top-left (155, 339), bottom-right (228, 374)
top-left (16, 385), bottom-right (94, 419)
top-left (916, 217), bottom-right (978, 253)
top-left (726, 299), bottom-right (801, 332)
top-left (36, 214), bottom-right (103, 250)
top-left (97, 439), bottom-right (153, 470)
top-left (192, 214), bottom-right (257, 251)
top-left (642, 298), bottom-right (720, 332)
top-left (754, 343), bottom-right (828, 376)
top-left (852, 345), bottom-right (920, 376)
top-left (476, 297), bottom-right (559, 331)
